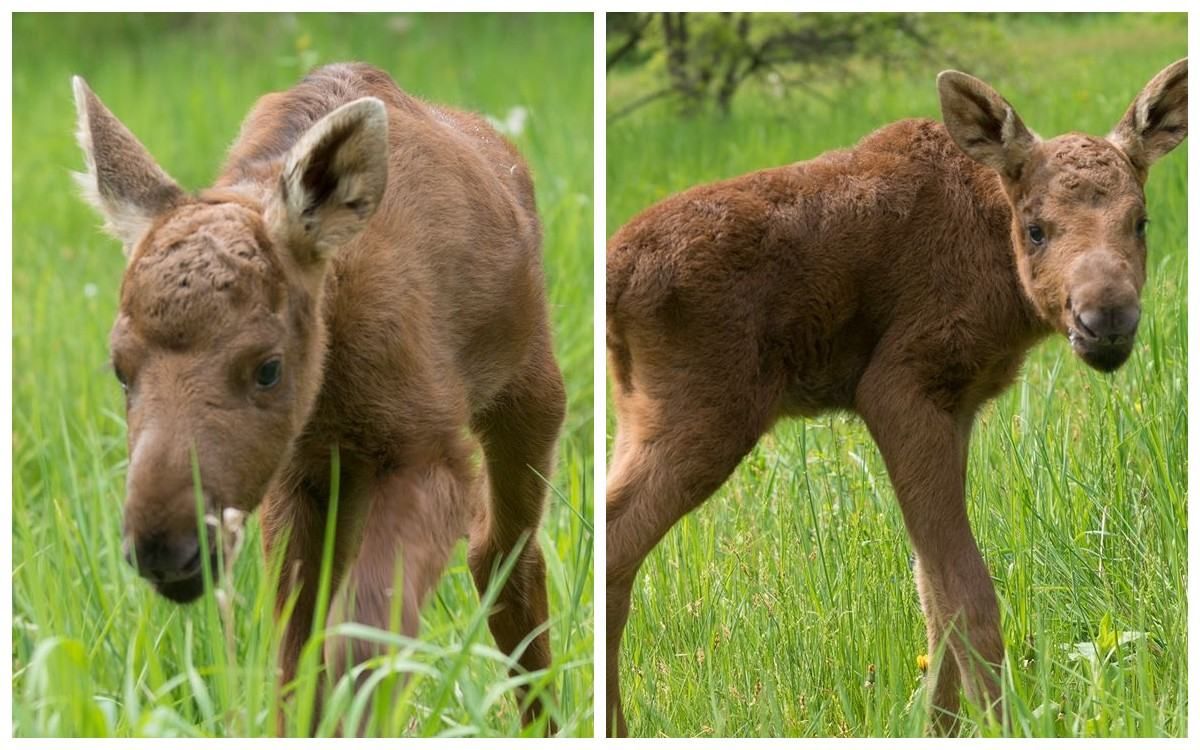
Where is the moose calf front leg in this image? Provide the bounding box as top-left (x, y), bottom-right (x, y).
top-left (856, 364), bottom-right (1002, 732)
top-left (323, 459), bottom-right (473, 724)
top-left (260, 481), bottom-right (359, 735)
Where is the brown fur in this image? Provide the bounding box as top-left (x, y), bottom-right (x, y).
top-left (605, 60), bottom-right (1186, 736)
top-left (74, 63), bottom-right (565, 734)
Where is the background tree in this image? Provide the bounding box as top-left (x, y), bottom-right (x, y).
top-left (607, 12), bottom-right (996, 120)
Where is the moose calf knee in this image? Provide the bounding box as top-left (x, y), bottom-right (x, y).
top-left (470, 537), bottom-right (547, 611)
top-left (324, 631), bottom-right (386, 689)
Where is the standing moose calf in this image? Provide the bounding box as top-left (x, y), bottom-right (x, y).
top-left (73, 63), bottom-right (565, 731)
top-left (606, 60), bottom-right (1186, 735)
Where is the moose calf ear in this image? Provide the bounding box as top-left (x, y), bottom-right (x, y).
top-left (269, 97), bottom-right (389, 266)
top-left (937, 70), bottom-right (1038, 182)
top-left (73, 76), bottom-right (185, 252)
top-left (1108, 58), bottom-right (1187, 177)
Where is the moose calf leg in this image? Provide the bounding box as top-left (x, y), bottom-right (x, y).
top-left (913, 556), bottom-right (963, 730)
top-left (605, 375), bottom-right (777, 736)
top-left (857, 363), bottom-right (1002, 733)
top-left (323, 457), bottom-right (474, 733)
top-left (915, 539), bottom-right (1002, 730)
top-left (260, 481), bottom-right (360, 735)
top-left (468, 341), bottom-right (566, 729)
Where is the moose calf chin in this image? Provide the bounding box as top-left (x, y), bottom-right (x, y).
top-left (75, 63), bottom-right (565, 734)
top-left (606, 59), bottom-right (1186, 736)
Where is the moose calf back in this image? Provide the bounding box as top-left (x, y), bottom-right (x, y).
top-left (608, 117), bottom-right (1032, 424)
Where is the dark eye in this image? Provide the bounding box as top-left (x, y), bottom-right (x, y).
top-left (112, 364), bottom-right (129, 392)
top-left (254, 358), bottom-right (282, 389)
top-left (1135, 218), bottom-right (1149, 239)
top-left (1027, 223), bottom-right (1046, 247)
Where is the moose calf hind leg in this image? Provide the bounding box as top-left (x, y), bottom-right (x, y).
top-left (468, 345), bottom-right (566, 728)
top-left (605, 377), bottom-right (778, 736)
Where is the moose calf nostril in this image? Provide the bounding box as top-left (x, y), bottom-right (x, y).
top-left (177, 535), bottom-right (202, 572)
top-left (1076, 309), bottom-right (1101, 339)
top-left (132, 531), bottom-right (202, 582)
top-left (1077, 305), bottom-right (1139, 342)
top-left (1113, 305), bottom-right (1141, 337)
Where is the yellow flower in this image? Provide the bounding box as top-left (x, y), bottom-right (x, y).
top-left (916, 653), bottom-right (930, 672)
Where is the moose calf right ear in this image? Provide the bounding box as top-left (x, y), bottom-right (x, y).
top-left (268, 97), bottom-right (389, 266)
top-left (937, 70), bottom-right (1038, 182)
top-left (1108, 58), bottom-right (1187, 178)
top-left (73, 76), bottom-right (185, 252)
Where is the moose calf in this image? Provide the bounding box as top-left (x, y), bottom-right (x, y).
top-left (606, 60), bottom-right (1186, 735)
top-left (74, 63), bottom-right (565, 731)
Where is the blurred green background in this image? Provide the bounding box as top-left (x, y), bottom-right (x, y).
top-left (607, 13), bottom-right (1186, 738)
top-left (13, 13), bottom-right (593, 737)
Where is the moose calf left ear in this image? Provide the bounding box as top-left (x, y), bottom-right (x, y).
top-left (269, 97), bottom-right (389, 265)
top-left (1108, 58), bottom-right (1187, 177)
top-left (938, 70), bottom-right (1039, 182)
top-left (73, 76), bottom-right (185, 252)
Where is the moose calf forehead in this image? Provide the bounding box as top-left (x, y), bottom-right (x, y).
top-left (121, 203), bottom-right (284, 348)
top-left (1030, 135), bottom-right (1142, 207)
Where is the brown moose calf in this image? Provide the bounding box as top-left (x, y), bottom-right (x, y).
top-left (606, 60), bottom-right (1186, 735)
top-left (74, 63), bottom-right (564, 731)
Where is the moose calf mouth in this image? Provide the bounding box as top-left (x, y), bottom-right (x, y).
top-left (150, 547), bottom-right (220, 604)
top-left (126, 509), bottom-right (246, 604)
top-left (1068, 328), bottom-right (1135, 373)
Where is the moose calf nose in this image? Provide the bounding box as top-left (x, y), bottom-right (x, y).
top-left (124, 530), bottom-right (202, 584)
top-left (1076, 304), bottom-right (1140, 344)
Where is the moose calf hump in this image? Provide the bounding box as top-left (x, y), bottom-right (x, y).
top-left (122, 202), bottom-right (284, 348)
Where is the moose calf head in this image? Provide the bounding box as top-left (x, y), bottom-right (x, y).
top-left (938, 59), bottom-right (1187, 372)
top-left (73, 77), bottom-right (389, 601)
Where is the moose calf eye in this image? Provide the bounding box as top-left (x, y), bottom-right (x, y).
top-left (1136, 218), bottom-right (1149, 239)
top-left (112, 364), bottom-right (129, 392)
top-left (1027, 224), bottom-right (1046, 247)
top-left (254, 358), bottom-right (282, 389)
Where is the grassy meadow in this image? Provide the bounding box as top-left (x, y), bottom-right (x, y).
top-left (607, 14), bottom-right (1187, 737)
top-left (12, 13), bottom-right (593, 737)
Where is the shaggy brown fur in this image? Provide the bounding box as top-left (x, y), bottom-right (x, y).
top-left (74, 63), bottom-right (565, 733)
top-left (606, 60), bottom-right (1186, 736)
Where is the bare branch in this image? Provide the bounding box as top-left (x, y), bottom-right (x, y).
top-left (607, 88), bottom-right (678, 124)
top-left (607, 13), bottom-right (654, 71)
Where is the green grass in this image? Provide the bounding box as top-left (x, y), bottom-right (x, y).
top-left (12, 13), bottom-right (593, 738)
top-left (607, 13), bottom-right (1186, 738)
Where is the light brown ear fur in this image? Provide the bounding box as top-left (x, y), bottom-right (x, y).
top-left (1108, 58), bottom-right (1188, 177)
top-left (937, 70), bottom-right (1039, 182)
top-left (72, 76), bottom-right (185, 251)
top-left (267, 96), bottom-right (389, 265)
